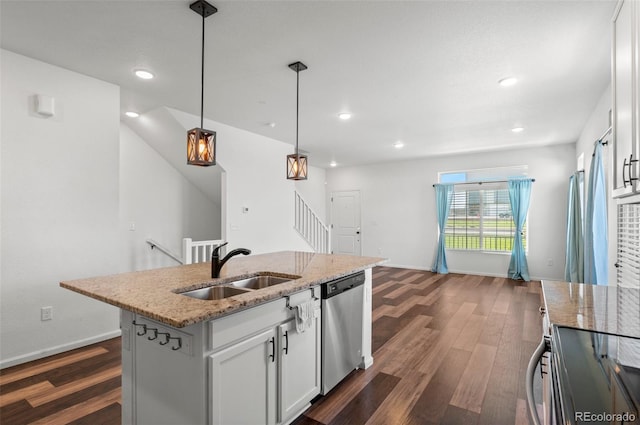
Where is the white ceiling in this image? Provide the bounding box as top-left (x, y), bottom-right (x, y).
top-left (1, 0), bottom-right (616, 168)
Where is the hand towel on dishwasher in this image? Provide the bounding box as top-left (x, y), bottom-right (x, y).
top-left (294, 299), bottom-right (317, 333)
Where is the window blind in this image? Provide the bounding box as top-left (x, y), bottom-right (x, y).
top-left (616, 203), bottom-right (640, 289)
top-left (445, 186), bottom-right (522, 253)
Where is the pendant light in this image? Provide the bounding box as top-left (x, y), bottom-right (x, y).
top-left (187, 0), bottom-right (217, 166)
top-left (286, 61), bottom-right (308, 180)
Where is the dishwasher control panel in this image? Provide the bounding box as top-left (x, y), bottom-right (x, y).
top-left (322, 272), bottom-right (365, 299)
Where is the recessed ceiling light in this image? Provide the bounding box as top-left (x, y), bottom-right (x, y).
top-left (125, 111), bottom-right (140, 118)
top-left (134, 69), bottom-right (155, 80)
top-left (267, 122), bottom-right (276, 128)
top-left (499, 77), bottom-right (518, 87)
top-left (329, 161), bottom-right (337, 167)
top-left (393, 141), bottom-right (404, 149)
top-left (338, 112), bottom-right (352, 120)
top-left (511, 127), bottom-right (524, 133)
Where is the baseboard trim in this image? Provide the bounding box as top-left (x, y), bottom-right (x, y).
top-left (0, 329), bottom-right (121, 369)
top-left (381, 263), bottom-right (551, 282)
top-left (383, 263), bottom-right (432, 271)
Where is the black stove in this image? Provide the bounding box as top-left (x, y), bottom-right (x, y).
top-left (552, 327), bottom-right (640, 424)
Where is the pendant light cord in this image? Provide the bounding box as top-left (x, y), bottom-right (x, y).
top-left (295, 67), bottom-right (299, 155)
top-left (200, 10), bottom-right (205, 129)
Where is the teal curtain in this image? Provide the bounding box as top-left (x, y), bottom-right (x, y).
top-left (432, 184), bottom-right (454, 274)
top-left (508, 179), bottom-right (532, 281)
top-left (564, 172), bottom-right (584, 282)
top-left (584, 142), bottom-right (608, 285)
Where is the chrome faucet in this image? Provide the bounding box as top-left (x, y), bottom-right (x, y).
top-left (211, 242), bottom-right (251, 278)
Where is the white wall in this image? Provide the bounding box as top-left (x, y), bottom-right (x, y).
top-left (119, 124), bottom-right (221, 271)
top-left (574, 85), bottom-right (616, 285)
top-left (325, 143), bottom-right (576, 280)
top-left (169, 108), bottom-right (311, 255)
top-left (0, 51), bottom-right (314, 367)
top-left (0, 50), bottom-right (121, 366)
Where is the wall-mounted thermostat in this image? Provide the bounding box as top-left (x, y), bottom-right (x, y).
top-left (35, 95), bottom-right (55, 117)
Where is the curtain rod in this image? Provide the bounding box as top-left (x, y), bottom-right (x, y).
top-left (591, 126), bottom-right (612, 157)
top-left (432, 178), bottom-right (535, 187)
top-left (593, 126), bottom-right (612, 148)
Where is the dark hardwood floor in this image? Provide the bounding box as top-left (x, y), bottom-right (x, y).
top-left (0, 266), bottom-right (542, 424)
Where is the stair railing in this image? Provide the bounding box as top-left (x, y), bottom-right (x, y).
top-left (146, 239), bottom-right (184, 264)
top-left (182, 238), bottom-right (225, 264)
top-left (294, 191), bottom-right (330, 253)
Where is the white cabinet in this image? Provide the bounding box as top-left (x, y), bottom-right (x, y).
top-left (278, 316), bottom-right (321, 423)
top-left (207, 287), bottom-right (321, 425)
top-left (209, 328), bottom-right (278, 425)
top-left (612, 0), bottom-right (640, 198)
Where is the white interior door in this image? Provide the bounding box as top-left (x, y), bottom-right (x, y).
top-left (331, 190), bottom-right (361, 255)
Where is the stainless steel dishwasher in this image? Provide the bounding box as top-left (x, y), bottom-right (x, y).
top-left (321, 271), bottom-right (365, 395)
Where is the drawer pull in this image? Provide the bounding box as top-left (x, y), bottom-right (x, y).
top-left (268, 337), bottom-right (275, 362)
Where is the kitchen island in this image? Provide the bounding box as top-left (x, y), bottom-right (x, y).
top-left (61, 251), bottom-right (385, 425)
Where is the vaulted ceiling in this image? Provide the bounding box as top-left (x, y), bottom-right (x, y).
top-left (1, 0), bottom-right (616, 168)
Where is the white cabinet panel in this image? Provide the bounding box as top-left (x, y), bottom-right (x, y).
top-left (278, 316), bottom-right (321, 423)
top-left (209, 328), bottom-right (277, 425)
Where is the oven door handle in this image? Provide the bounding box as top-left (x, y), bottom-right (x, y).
top-left (526, 336), bottom-right (549, 425)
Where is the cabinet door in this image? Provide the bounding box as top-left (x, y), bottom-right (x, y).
top-left (613, 0), bottom-right (638, 196)
top-left (278, 316), bottom-right (321, 423)
top-left (635, 0), bottom-right (640, 190)
top-left (209, 328), bottom-right (277, 425)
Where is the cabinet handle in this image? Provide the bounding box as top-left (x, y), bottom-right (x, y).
top-left (283, 331), bottom-right (289, 355)
top-left (623, 156), bottom-right (629, 188)
top-left (268, 337), bottom-right (275, 362)
top-left (629, 154), bottom-right (639, 183)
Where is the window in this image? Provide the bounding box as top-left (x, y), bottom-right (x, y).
top-left (440, 167), bottom-right (528, 253)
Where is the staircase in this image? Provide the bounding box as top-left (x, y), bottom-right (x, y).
top-left (294, 191), bottom-right (330, 253)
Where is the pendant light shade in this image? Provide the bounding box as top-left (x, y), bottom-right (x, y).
top-left (187, 128), bottom-right (216, 166)
top-left (287, 61), bottom-right (308, 180)
top-left (287, 153), bottom-right (308, 180)
top-left (187, 0), bottom-right (217, 167)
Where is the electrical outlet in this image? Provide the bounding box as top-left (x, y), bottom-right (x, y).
top-left (547, 258), bottom-right (554, 266)
top-left (41, 306), bottom-right (53, 321)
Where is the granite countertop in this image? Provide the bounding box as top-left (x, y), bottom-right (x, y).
top-left (61, 251), bottom-right (385, 328)
top-left (542, 280), bottom-right (640, 339)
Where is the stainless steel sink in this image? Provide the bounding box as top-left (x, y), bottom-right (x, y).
top-left (180, 285), bottom-right (250, 300)
top-left (230, 275), bottom-right (297, 290)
